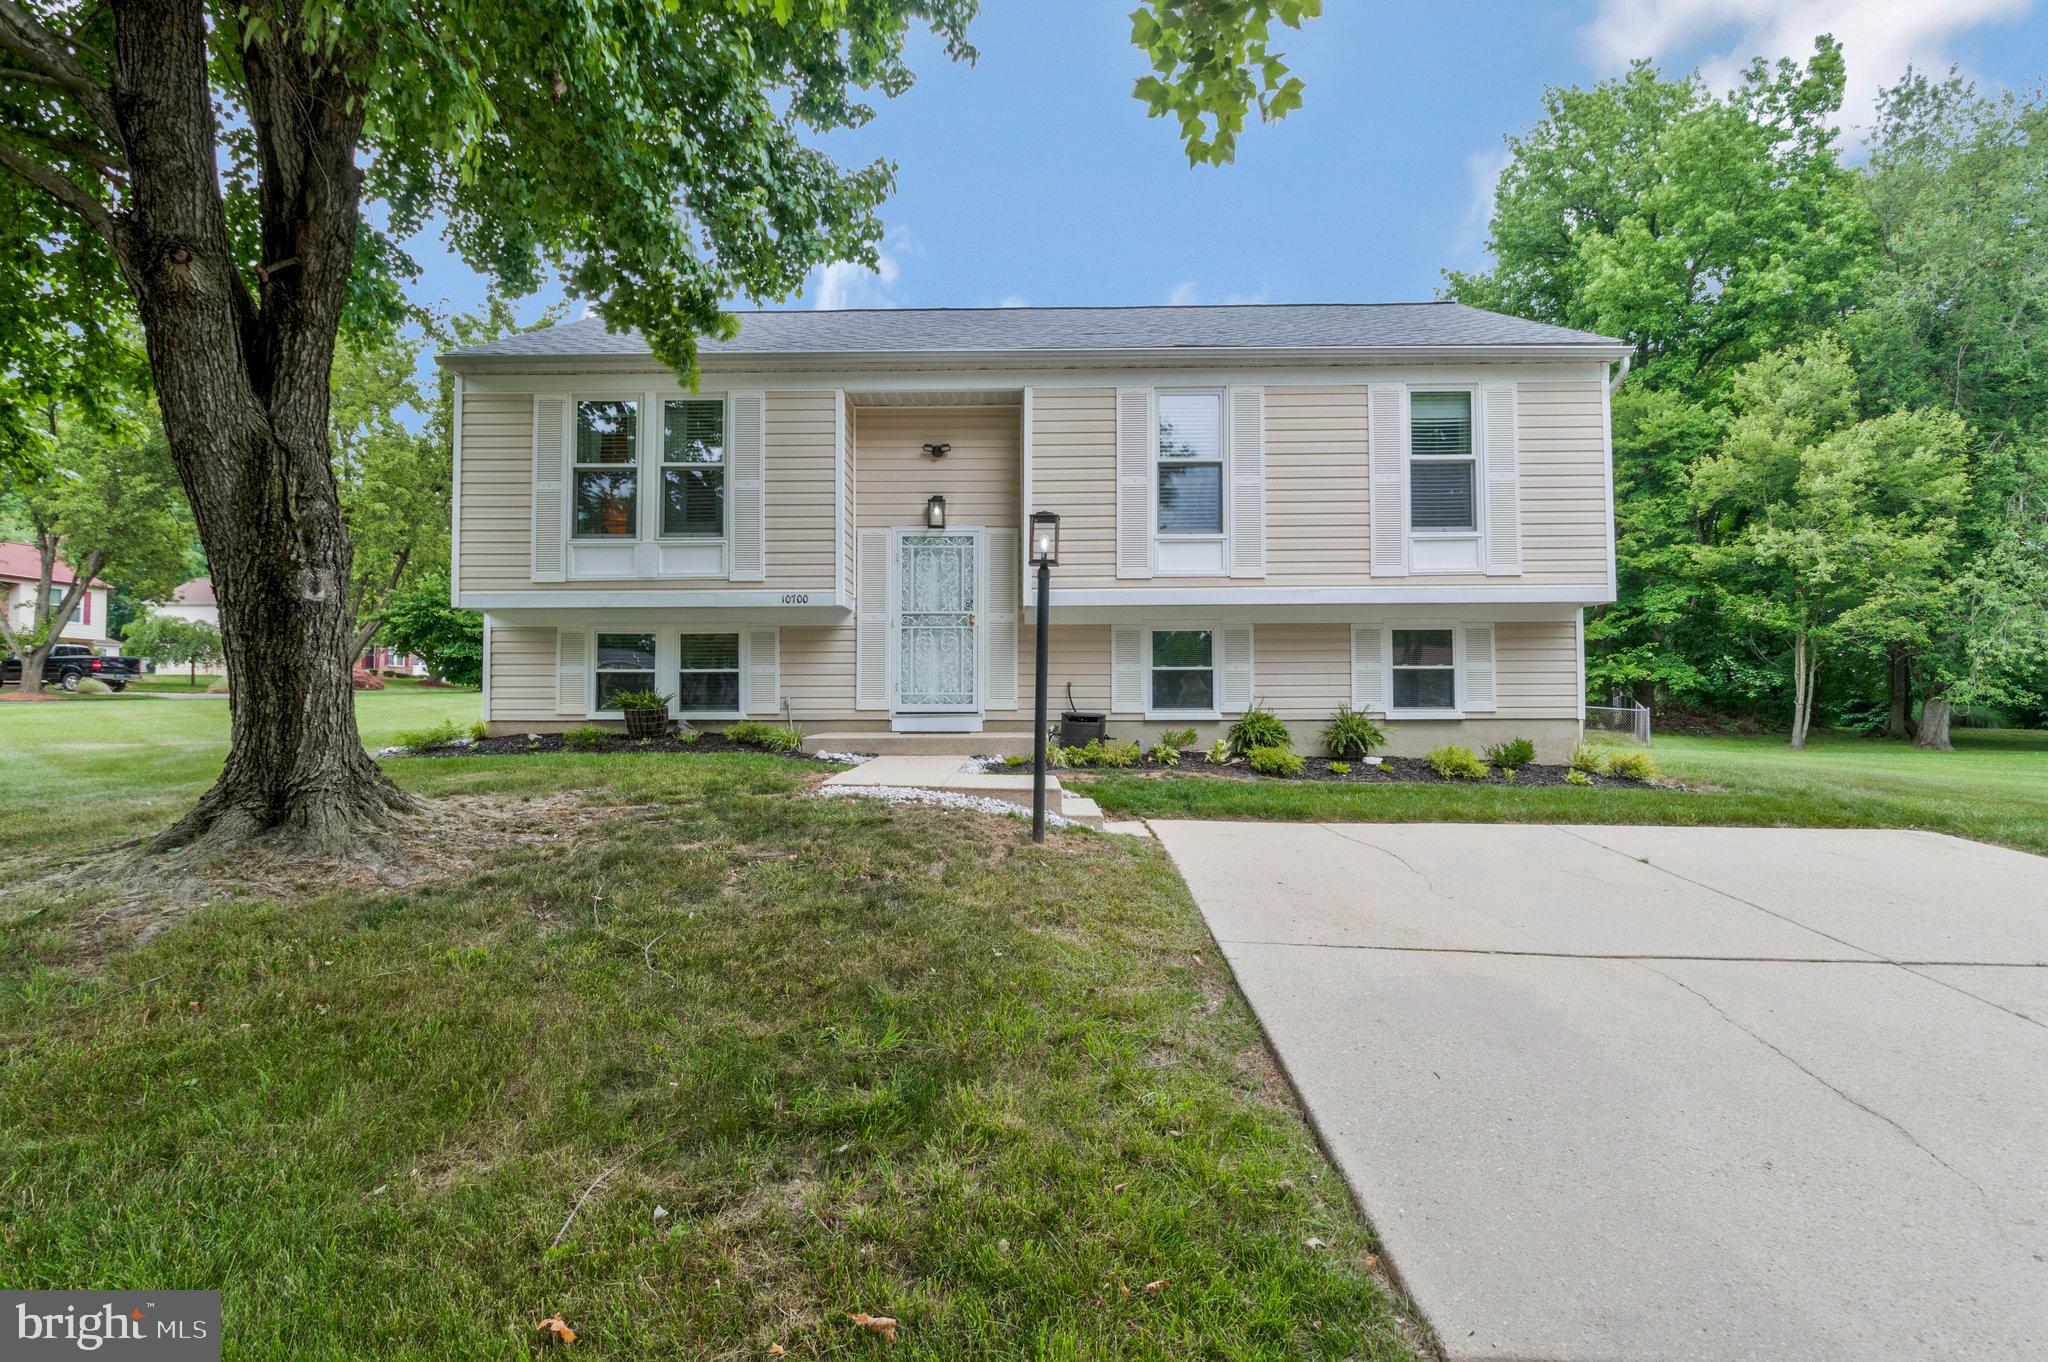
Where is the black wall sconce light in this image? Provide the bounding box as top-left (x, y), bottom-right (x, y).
top-left (925, 495), bottom-right (947, 529)
top-left (920, 442), bottom-right (951, 459)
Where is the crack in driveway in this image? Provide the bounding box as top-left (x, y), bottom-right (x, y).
top-left (1211, 938), bottom-right (2048, 967)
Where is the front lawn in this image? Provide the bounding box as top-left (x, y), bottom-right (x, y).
top-left (1076, 728), bottom-right (2048, 857)
top-left (0, 691), bottom-right (1418, 1360)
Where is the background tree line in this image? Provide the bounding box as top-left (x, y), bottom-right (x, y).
top-left (1449, 38), bottom-right (2048, 746)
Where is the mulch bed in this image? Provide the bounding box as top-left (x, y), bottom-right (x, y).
top-left (1093, 753), bottom-right (1655, 788)
top-left (397, 730), bottom-right (838, 760)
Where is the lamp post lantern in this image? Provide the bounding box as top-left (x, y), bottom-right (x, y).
top-left (1029, 511), bottom-right (1060, 842)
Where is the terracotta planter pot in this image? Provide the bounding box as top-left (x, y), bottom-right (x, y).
top-left (623, 708), bottom-right (668, 739)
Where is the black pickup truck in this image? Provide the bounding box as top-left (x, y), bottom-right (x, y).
top-left (1, 643), bottom-right (145, 691)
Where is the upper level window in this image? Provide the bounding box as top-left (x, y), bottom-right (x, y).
top-left (1157, 392), bottom-right (1223, 535)
top-left (574, 399), bottom-right (639, 539)
top-left (662, 399), bottom-right (725, 538)
top-left (1391, 628), bottom-right (1456, 710)
top-left (677, 632), bottom-right (741, 713)
top-left (1409, 392), bottom-right (1476, 533)
top-left (593, 632), bottom-right (656, 710)
top-left (1149, 629), bottom-right (1215, 712)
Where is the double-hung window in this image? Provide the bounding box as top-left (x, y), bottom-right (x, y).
top-left (677, 633), bottom-right (742, 714)
top-left (1149, 629), bottom-right (1216, 713)
top-left (593, 632), bottom-right (657, 711)
top-left (1409, 392), bottom-right (1477, 534)
top-left (662, 399), bottom-right (725, 538)
top-left (1390, 628), bottom-right (1457, 711)
top-left (573, 399), bottom-right (639, 539)
top-left (1156, 392), bottom-right (1224, 536)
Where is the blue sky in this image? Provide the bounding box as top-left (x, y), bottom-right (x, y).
top-left (402, 0), bottom-right (2048, 327)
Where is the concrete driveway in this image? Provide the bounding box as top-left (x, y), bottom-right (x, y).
top-left (1152, 822), bottom-right (2048, 1362)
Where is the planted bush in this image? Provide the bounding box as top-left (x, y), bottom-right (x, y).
top-left (726, 720), bottom-right (802, 753)
top-left (467, 720), bottom-right (491, 741)
top-left (1321, 706), bottom-right (1386, 759)
top-left (1425, 745), bottom-right (1488, 780)
top-left (1484, 737), bottom-right (1537, 771)
top-left (608, 688), bottom-right (672, 711)
top-left (1569, 742), bottom-right (1607, 775)
top-left (1206, 738), bottom-right (1232, 764)
top-left (1226, 705), bottom-right (1291, 757)
top-left (1604, 750), bottom-right (1658, 781)
top-left (1247, 745), bottom-right (1306, 777)
top-left (1152, 726), bottom-right (1198, 766)
top-left (395, 719), bottom-right (465, 751)
top-left (1096, 739), bottom-right (1142, 768)
top-left (1327, 760), bottom-right (1352, 775)
top-left (1564, 768), bottom-right (1593, 786)
top-left (563, 725), bottom-right (612, 752)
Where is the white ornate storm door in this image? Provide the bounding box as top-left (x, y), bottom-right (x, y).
top-left (894, 530), bottom-right (980, 714)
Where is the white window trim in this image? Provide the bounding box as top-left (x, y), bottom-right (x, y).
top-left (583, 627), bottom-right (751, 721)
top-left (1153, 388), bottom-right (1231, 574)
top-left (1144, 621), bottom-right (1223, 721)
top-left (1384, 621), bottom-right (1465, 720)
top-left (675, 629), bottom-right (746, 721)
top-left (655, 395), bottom-right (732, 545)
top-left (1406, 384), bottom-right (1486, 570)
top-left (569, 395), bottom-right (645, 543)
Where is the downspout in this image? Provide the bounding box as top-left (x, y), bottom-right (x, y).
top-left (1606, 352), bottom-right (1633, 398)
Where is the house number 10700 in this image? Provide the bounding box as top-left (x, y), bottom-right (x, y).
top-left (780, 592), bottom-right (810, 605)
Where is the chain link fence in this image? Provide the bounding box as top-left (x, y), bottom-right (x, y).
top-left (1584, 699), bottom-right (1652, 748)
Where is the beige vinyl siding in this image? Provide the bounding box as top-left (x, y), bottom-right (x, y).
top-left (455, 390), bottom-right (837, 594)
top-left (457, 393), bottom-right (537, 595)
top-left (1027, 389), bottom-right (1117, 581)
top-left (781, 624), bottom-right (856, 720)
top-left (1245, 623), bottom-right (1353, 724)
top-left (1496, 618), bottom-right (1581, 719)
top-left (1267, 387), bottom-right (1371, 581)
top-left (992, 623), bottom-right (1113, 720)
top-left (486, 625), bottom-right (558, 722)
top-left (854, 406), bottom-right (1020, 532)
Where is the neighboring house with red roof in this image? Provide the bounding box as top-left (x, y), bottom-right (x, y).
top-left (0, 540), bottom-right (113, 650)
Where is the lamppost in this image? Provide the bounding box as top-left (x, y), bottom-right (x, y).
top-left (1028, 511), bottom-right (1060, 842)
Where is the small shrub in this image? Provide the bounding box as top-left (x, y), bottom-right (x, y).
top-left (1045, 742), bottom-right (1071, 769)
top-left (726, 720), bottom-right (802, 753)
top-left (563, 725), bottom-right (612, 752)
top-left (677, 731), bottom-right (701, 745)
top-left (1001, 753), bottom-right (1029, 768)
top-left (1321, 706), bottom-right (1386, 759)
top-left (1247, 745), bottom-right (1306, 777)
top-left (467, 720), bottom-right (491, 741)
top-left (1227, 705), bottom-right (1291, 756)
top-left (1604, 750), bottom-right (1658, 781)
top-left (1151, 726), bottom-right (1197, 767)
top-left (1206, 738), bottom-right (1232, 764)
top-left (74, 676), bottom-right (113, 694)
top-left (1564, 768), bottom-right (1593, 786)
top-left (1094, 739), bottom-right (1142, 768)
top-left (608, 688), bottom-right (673, 712)
top-left (1425, 745), bottom-right (1488, 780)
top-left (1152, 742), bottom-right (1181, 766)
top-left (396, 719), bottom-right (464, 751)
top-left (1485, 737), bottom-right (1537, 771)
top-left (1327, 760), bottom-right (1352, 776)
top-left (1569, 742), bottom-right (1607, 775)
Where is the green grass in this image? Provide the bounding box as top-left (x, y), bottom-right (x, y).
top-left (1076, 728), bottom-right (2048, 856)
top-left (0, 688), bottom-right (1417, 1360)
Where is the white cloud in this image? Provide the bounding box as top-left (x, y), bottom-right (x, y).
top-left (1165, 281), bottom-right (1272, 306)
top-left (812, 250), bottom-right (902, 310)
top-left (997, 294), bottom-right (1031, 308)
top-left (1454, 145), bottom-right (1514, 264)
top-left (1580, 0), bottom-right (2034, 128)
top-left (1166, 279), bottom-right (1201, 306)
top-left (1224, 286), bottom-right (1272, 306)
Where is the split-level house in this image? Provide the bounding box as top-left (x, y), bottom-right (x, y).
top-left (440, 304), bottom-right (1629, 761)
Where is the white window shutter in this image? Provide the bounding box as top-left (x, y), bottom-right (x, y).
top-left (1111, 624), bottom-right (1144, 712)
top-left (1227, 386), bottom-right (1266, 578)
top-left (1351, 625), bottom-right (1386, 712)
top-left (855, 529), bottom-right (891, 710)
top-left (532, 396), bottom-right (567, 582)
top-left (746, 627), bottom-right (780, 717)
top-left (1462, 624), bottom-right (1497, 712)
top-left (1482, 382), bottom-right (1523, 575)
top-left (1220, 626), bottom-right (1255, 713)
top-left (1369, 383), bottom-right (1409, 577)
top-left (555, 628), bottom-right (587, 715)
top-left (1115, 387), bottom-right (1155, 579)
top-left (983, 528), bottom-right (1019, 710)
top-left (728, 390), bottom-right (766, 581)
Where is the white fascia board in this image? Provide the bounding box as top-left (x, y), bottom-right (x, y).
top-left (1026, 585), bottom-right (1613, 609)
top-left (457, 589), bottom-right (850, 616)
top-left (1045, 598), bottom-right (1588, 626)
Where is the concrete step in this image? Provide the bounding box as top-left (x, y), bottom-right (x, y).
top-left (802, 730), bottom-right (1035, 758)
top-left (818, 755), bottom-right (1103, 829)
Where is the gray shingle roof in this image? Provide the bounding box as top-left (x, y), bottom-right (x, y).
top-left (442, 303), bottom-right (1622, 362)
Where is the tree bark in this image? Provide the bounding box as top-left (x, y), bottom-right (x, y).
top-left (1883, 650), bottom-right (1914, 740)
top-left (1913, 694), bottom-right (1954, 751)
top-left (98, 0), bottom-right (415, 854)
top-left (1789, 633), bottom-right (1812, 749)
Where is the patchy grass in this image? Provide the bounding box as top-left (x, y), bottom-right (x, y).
top-left (0, 690), bottom-right (1419, 1360)
top-left (1077, 728), bottom-right (2048, 856)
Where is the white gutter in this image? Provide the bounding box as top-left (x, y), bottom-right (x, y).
top-left (1607, 351), bottom-right (1633, 397)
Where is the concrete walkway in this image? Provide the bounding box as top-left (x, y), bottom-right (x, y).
top-left (1154, 821), bottom-right (2048, 1362)
top-left (821, 755), bottom-right (1107, 828)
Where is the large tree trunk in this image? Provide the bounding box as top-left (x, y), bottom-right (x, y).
top-left (106, 0), bottom-right (415, 855)
top-left (1883, 650), bottom-right (1914, 740)
top-left (1913, 694), bottom-right (1954, 751)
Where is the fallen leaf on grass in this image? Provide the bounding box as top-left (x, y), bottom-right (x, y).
top-left (767, 1347), bottom-right (785, 1357)
top-left (1141, 1279), bottom-right (1167, 1296)
top-left (846, 1312), bottom-right (898, 1342)
top-left (536, 1315), bottom-right (576, 1344)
